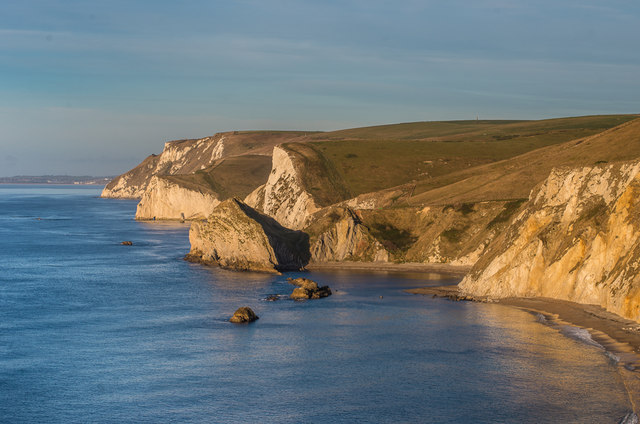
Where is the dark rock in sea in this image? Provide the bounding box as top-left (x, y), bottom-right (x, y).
top-left (229, 307), bottom-right (259, 323)
top-left (265, 294), bottom-right (281, 302)
top-left (287, 277), bottom-right (332, 300)
top-left (121, 241), bottom-right (133, 246)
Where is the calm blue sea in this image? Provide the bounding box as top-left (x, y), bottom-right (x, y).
top-left (0, 185), bottom-right (634, 423)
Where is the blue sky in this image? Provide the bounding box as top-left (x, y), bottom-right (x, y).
top-left (1, 0), bottom-right (639, 176)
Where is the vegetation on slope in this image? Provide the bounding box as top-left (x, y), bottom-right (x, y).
top-left (280, 142), bottom-right (352, 207)
top-left (407, 116), bottom-right (640, 205)
top-left (165, 155), bottom-right (272, 200)
top-left (306, 115), bottom-right (636, 197)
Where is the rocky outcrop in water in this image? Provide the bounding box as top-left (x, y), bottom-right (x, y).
top-left (186, 198), bottom-right (310, 273)
top-left (460, 161), bottom-right (640, 323)
top-left (229, 306), bottom-right (259, 323)
top-left (287, 277), bottom-right (332, 300)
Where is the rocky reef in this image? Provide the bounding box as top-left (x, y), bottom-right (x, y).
top-left (460, 161), bottom-right (640, 322)
top-left (186, 198), bottom-right (310, 273)
top-left (287, 277), bottom-right (332, 300)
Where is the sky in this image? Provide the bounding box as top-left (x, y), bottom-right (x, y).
top-left (1, 0), bottom-right (639, 176)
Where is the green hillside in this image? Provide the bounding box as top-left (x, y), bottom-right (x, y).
top-left (305, 115), bottom-right (636, 196)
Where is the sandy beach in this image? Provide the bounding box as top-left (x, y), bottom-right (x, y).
top-left (407, 284), bottom-right (640, 411)
top-left (306, 261), bottom-right (471, 276)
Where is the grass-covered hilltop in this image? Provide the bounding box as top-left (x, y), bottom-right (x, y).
top-left (104, 114), bottom-right (640, 323)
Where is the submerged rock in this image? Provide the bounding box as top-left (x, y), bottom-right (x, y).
top-left (265, 294), bottom-right (281, 302)
top-left (120, 241), bottom-right (133, 246)
top-left (288, 277), bottom-right (332, 300)
top-left (229, 307), bottom-right (259, 323)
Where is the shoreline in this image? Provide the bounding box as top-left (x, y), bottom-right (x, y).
top-left (305, 261), bottom-right (471, 276)
top-left (407, 285), bottom-right (640, 412)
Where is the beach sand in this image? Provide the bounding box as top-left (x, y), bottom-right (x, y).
top-left (306, 261), bottom-right (470, 276)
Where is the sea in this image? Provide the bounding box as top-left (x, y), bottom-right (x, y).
top-left (0, 184), bottom-right (635, 423)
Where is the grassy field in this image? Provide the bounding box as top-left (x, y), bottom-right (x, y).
top-left (280, 143), bottom-right (352, 206)
top-left (306, 115), bottom-right (637, 196)
top-left (407, 116), bottom-right (640, 205)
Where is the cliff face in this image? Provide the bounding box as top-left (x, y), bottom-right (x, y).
top-left (460, 161), bottom-right (640, 322)
top-left (245, 144), bottom-right (350, 230)
top-left (135, 176), bottom-right (220, 220)
top-left (308, 208), bottom-right (389, 263)
top-left (102, 135), bottom-right (228, 199)
top-left (134, 155), bottom-right (271, 220)
top-left (187, 198), bottom-right (310, 273)
top-left (102, 131), bottom-right (304, 199)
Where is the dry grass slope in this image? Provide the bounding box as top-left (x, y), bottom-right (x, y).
top-left (408, 116), bottom-right (640, 205)
top-left (306, 115), bottom-right (636, 196)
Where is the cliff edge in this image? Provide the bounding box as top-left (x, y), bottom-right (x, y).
top-left (460, 161), bottom-right (640, 323)
top-left (245, 144), bottom-right (351, 230)
top-left (102, 131), bottom-right (305, 199)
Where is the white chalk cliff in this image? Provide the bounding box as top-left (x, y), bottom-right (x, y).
top-left (460, 161), bottom-right (640, 322)
top-left (245, 146), bottom-right (319, 230)
top-left (135, 176), bottom-right (220, 220)
top-left (102, 135), bottom-right (227, 199)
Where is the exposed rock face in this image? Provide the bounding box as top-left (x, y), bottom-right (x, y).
top-left (245, 146), bottom-right (318, 229)
top-left (187, 198), bottom-right (310, 273)
top-left (102, 135), bottom-right (228, 198)
top-left (288, 278), bottom-right (332, 300)
top-left (245, 144), bottom-right (350, 230)
top-left (460, 161), bottom-right (640, 322)
top-left (102, 131), bottom-right (303, 199)
top-left (134, 155), bottom-right (272, 221)
top-left (229, 307), bottom-right (259, 323)
top-left (308, 208), bottom-right (389, 263)
top-left (135, 176), bottom-right (220, 220)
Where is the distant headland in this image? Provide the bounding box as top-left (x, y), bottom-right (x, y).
top-left (0, 175), bottom-right (113, 185)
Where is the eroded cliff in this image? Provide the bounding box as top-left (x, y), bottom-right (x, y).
top-left (460, 161), bottom-right (640, 322)
top-left (135, 155), bottom-right (271, 220)
top-left (102, 131), bottom-right (305, 199)
top-left (102, 135), bottom-right (227, 199)
top-left (245, 144), bottom-right (350, 230)
top-left (135, 176), bottom-right (220, 220)
top-left (187, 198), bottom-right (310, 273)
top-left (306, 208), bottom-right (389, 263)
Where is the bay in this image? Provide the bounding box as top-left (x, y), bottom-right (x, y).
top-left (0, 185), bottom-right (632, 423)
